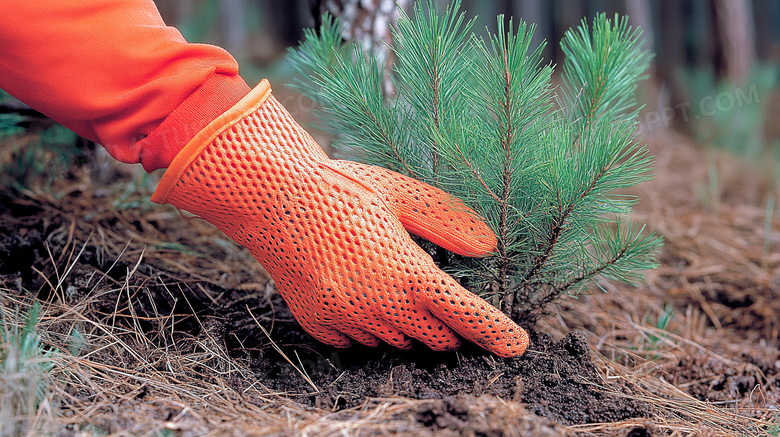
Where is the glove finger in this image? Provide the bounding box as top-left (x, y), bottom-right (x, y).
top-left (391, 305), bottom-right (462, 351)
top-left (282, 290), bottom-right (354, 348)
top-left (372, 290), bottom-right (461, 351)
top-left (355, 316), bottom-right (414, 350)
top-left (421, 271), bottom-right (529, 358)
top-left (327, 160), bottom-right (497, 257)
top-left (287, 279), bottom-right (415, 350)
top-left (335, 325), bottom-right (381, 347)
top-left (297, 318), bottom-right (353, 348)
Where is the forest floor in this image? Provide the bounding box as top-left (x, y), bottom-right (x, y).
top-left (1, 125), bottom-right (779, 436)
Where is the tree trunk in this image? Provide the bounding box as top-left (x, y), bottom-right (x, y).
top-left (219, 0), bottom-right (248, 60)
top-left (625, 0), bottom-right (663, 112)
top-left (714, 0), bottom-right (755, 85)
top-left (310, 0), bottom-right (410, 93)
top-left (513, 0), bottom-right (549, 60)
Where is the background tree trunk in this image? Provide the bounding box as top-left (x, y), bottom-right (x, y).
top-left (310, 0), bottom-right (411, 93)
top-left (714, 0), bottom-right (756, 85)
top-left (625, 0), bottom-right (662, 112)
top-left (219, 0), bottom-right (247, 59)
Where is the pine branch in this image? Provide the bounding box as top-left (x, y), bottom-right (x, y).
top-left (494, 20), bottom-right (519, 313)
top-left (456, 16), bottom-right (554, 313)
top-left (518, 115), bottom-right (656, 307)
top-left (516, 226), bottom-right (659, 324)
top-left (453, 143), bottom-right (501, 203)
top-left (287, 15), bottom-right (421, 178)
top-left (520, 153), bottom-right (607, 289)
top-left (554, 224), bottom-right (659, 293)
top-left (560, 13), bottom-right (652, 146)
top-left (393, 0), bottom-right (474, 176)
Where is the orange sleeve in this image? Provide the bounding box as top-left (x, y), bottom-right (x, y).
top-left (0, 0), bottom-right (251, 171)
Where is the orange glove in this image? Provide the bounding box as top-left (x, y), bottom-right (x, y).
top-left (152, 80), bottom-right (529, 357)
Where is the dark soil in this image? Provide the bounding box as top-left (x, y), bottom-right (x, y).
top-left (0, 192), bottom-right (653, 429)
top-left (240, 326), bottom-right (651, 425)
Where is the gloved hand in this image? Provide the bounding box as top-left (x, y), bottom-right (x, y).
top-left (152, 80), bottom-right (529, 357)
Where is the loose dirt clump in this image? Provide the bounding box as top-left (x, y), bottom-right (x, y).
top-left (662, 354), bottom-right (766, 402)
top-left (660, 350), bottom-right (780, 406)
top-left (415, 395), bottom-right (567, 436)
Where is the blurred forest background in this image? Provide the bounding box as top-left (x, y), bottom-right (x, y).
top-left (155, 0), bottom-right (780, 83)
top-left (155, 0), bottom-right (780, 181)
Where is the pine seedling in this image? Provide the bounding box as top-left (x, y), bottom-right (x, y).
top-left (288, 1), bottom-right (662, 325)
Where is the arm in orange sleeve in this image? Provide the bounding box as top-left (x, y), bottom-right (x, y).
top-left (0, 0), bottom-right (251, 171)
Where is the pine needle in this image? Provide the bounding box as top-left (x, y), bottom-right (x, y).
top-left (246, 305), bottom-right (319, 392)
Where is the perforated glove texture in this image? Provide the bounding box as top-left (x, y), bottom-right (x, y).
top-left (152, 80), bottom-right (529, 357)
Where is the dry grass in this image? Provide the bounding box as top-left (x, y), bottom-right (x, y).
top-left (1, 128), bottom-right (779, 436)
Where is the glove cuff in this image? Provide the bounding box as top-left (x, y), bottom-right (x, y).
top-left (151, 79), bottom-right (272, 205)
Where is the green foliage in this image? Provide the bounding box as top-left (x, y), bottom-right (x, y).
top-left (288, 1), bottom-right (662, 324)
top-left (561, 15), bottom-right (651, 137)
top-left (678, 65), bottom-right (780, 212)
top-left (0, 123), bottom-right (81, 193)
top-left (0, 90), bottom-right (26, 139)
top-left (0, 89), bottom-right (83, 193)
top-left (0, 114), bottom-right (26, 140)
top-left (0, 302), bottom-right (57, 436)
top-left (288, 13), bottom-right (420, 174)
top-left (643, 303), bottom-right (675, 346)
top-left (767, 414), bottom-right (780, 437)
top-left (678, 65), bottom-right (779, 160)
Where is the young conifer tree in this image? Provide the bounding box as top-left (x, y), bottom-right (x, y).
top-left (287, 0), bottom-right (663, 325)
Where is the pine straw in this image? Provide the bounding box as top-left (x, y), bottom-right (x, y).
top-left (1, 130), bottom-right (779, 435)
